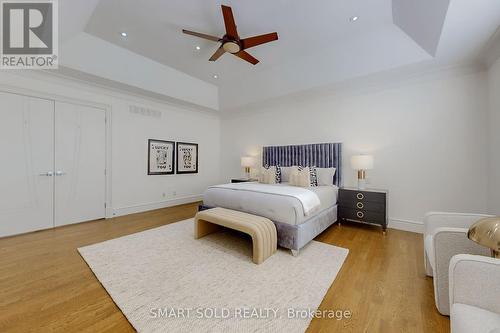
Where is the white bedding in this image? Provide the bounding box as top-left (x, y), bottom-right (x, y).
top-left (203, 182), bottom-right (338, 226)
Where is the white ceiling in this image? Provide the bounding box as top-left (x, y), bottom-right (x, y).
top-left (59, 0), bottom-right (100, 42)
top-left (58, 0), bottom-right (500, 110)
top-left (393, 0), bottom-right (450, 56)
top-left (85, 0), bottom-right (396, 82)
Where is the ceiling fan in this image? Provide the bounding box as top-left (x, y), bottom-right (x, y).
top-left (182, 5), bottom-right (278, 65)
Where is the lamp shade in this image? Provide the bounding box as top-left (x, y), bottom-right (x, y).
top-left (241, 156), bottom-right (255, 168)
top-left (351, 155), bottom-right (374, 170)
top-left (467, 217), bottom-right (500, 258)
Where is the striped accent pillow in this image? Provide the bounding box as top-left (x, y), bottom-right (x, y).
top-left (275, 165), bottom-right (282, 183)
top-left (309, 167), bottom-right (318, 187)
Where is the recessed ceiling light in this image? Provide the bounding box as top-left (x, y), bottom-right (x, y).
top-left (213, 74), bottom-right (218, 79)
top-left (195, 46), bottom-right (201, 50)
top-left (120, 32), bottom-right (128, 37)
top-left (349, 16), bottom-right (359, 22)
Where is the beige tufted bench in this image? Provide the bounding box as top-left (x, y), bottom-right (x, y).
top-left (194, 207), bottom-right (277, 264)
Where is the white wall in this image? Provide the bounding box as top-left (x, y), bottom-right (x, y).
top-left (0, 71), bottom-right (222, 217)
top-left (111, 98), bottom-right (221, 216)
top-left (221, 67), bottom-right (490, 231)
top-left (0, 65), bottom-right (494, 230)
top-left (488, 57), bottom-right (500, 215)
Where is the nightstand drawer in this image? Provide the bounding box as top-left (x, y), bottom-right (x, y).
top-left (339, 200), bottom-right (385, 212)
top-left (338, 207), bottom-right (386, 225)
top-left (339, 189), bottom-right (385, 203)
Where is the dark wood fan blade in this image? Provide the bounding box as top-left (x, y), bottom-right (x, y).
top-left (209, 46), bottom-right (225, 61)
top-left (235, 50), bottom-right (259, 65)
top-left (182, 29), bottom-right (220, 42)
top-left (241, 32), bottom-right (278, 50)
top-left (221, 5), bottom-right (239, 39)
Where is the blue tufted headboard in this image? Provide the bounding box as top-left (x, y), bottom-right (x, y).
top-left (262, 143), bottom-right (343, 187)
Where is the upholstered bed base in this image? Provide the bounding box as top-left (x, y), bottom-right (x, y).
top-left (198, 205), bottom-right (338, 251)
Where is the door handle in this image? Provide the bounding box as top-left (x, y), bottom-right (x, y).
top-left (39, 171), bottom-right (54, 176)
top-left (55, 171), bottom-right (66, 176)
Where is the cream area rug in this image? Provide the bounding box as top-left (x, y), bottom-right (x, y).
top-left (78, 219), bottom-right (349, 333)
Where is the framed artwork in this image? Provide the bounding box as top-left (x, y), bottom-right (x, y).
top-left (176, 142), bottom-right (198, 174)
top-left (148, 139), bottom-right (175, 175)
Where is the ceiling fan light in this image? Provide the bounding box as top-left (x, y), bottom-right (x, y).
top-left (222, 41), bottom-right (241, 54)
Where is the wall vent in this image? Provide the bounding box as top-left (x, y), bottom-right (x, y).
top-left (129, 105), bottom-right (162, 118)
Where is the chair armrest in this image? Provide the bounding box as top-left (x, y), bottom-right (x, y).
top-left (432, 227), bottom-right (490, 315)
top-left (424, 212), bottom-right (492, 237)
top-left (450, 254), bottom-right (500, 314)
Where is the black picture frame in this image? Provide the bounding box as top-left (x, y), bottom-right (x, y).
top-left (176, 142), bottom-right (198, 174)
top-left (148, 139), bottom-right (175, 175)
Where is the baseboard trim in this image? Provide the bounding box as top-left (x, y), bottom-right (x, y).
top-left (112, 195), bottom-right (203, 217)
top-left (388, 218), bottom-right (423, 234)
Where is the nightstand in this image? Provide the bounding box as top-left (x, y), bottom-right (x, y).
top-left (338, 187), bottom-right (388, 233)
top-left (231, 178), bottom-right (258, 183)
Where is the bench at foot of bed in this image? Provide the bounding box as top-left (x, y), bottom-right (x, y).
top-left (194, 207), bottom-right (277, 264)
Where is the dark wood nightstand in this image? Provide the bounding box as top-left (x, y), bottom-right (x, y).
top-left (338, 187), bottom-right (388, 233)
top-left (231, 178), bottom-right (258, 183)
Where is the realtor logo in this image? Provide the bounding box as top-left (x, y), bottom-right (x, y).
top-left (1, 0), bottom-right (58, 69)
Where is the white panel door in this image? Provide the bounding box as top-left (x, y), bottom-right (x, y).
top-left (0, 92), bottom-right (54, 237)
top-left (54, 102), bottom-right (106, 227)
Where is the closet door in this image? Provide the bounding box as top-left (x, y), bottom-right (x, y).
top-left (0, 92), bottom-right (54, 237)
top-left (54, 102), bottom-right (106, 227)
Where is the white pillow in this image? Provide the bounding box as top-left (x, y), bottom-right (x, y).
top-left (280, 166), bottom-right (293, 182)
top-left (259, 166), bottom-right (277, 184)
top-left (289, 166), bottom-right (311, 187)
top-left (316, 167), bottom-right (337, 186)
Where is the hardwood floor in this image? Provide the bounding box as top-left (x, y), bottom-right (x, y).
top-left (0, 203), bottom-right (449, 332)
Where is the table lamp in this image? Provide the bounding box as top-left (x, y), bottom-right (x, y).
top-left (241, 156), bottom-right (255, 179)
top-left (467, 217), bottom-right (500, 258)
top-left (351, 154), bottom-right (374, 189)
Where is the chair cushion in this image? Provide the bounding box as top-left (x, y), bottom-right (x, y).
top-left (451, 303), bottom-right (500, 333)
top-left (424, 235), bottom-right (435, 270)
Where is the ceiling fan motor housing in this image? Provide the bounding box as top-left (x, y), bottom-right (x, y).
top-left (222, 40), bottom-right (241, 53)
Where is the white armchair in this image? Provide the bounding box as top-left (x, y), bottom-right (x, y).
top-left (449, 254), bottom-right (500, 333)
top-left (423, 212), bottom-right (492, 315)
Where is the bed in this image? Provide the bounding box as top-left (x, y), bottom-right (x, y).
top-left (201, 143), bottom-right (343, 254)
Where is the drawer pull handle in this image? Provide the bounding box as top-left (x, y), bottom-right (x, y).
top-left (356, 202), bottom-right (364, 209)
top-left (357, 211), bottom-right (364, 219)
top-left (357, 193), bottom-right (364, 200)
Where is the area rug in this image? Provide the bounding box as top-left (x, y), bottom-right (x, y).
top-left (78, 218), bottom-right (349, 333)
